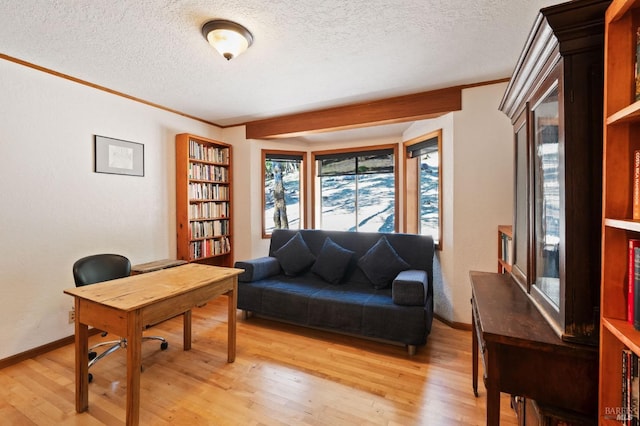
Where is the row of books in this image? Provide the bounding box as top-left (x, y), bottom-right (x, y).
top-left (188, 182), bottom-right (229, 200)
top-left (628, 239), bottom-right (640, 330)
top-left (189, 220), bottom-right (229, 239)
top-left (189, 201), bottom-right (228, 220)
top-left (190, 236), bottom-right (231, 259)
top-left (188, 163), bottom-right (228, 182)
top-left (622, 349), bottom-right (639, 424)
top-left (188, 139), bottom-right (229, 164)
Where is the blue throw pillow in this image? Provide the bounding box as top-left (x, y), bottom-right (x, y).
top-left (357, 236), bottom-right (410, 289)
top-left (273, 232), bottom-right (316, 276)
top-left (311, 237), bottom-right (355, 284)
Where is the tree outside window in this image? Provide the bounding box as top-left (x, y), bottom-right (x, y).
top-left (263, 151), bottom-right (305, 237)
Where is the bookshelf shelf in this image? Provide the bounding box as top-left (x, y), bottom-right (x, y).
top-left (600, 0), bottom-right (640, 422)
top-left (604, 318), bottom-right (640, 354)
top-left (607, 100), bottom-right (640, 125)
top-left (605, 217), bottom-right (640, 232)
top-left (176, 133), bottom-right (233, 266)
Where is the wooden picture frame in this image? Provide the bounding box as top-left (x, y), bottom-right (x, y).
top-left (94, 135), bottom-right (144, 177)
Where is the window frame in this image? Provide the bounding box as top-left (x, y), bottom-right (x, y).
top-left (261, 149), bottom-right (307, 238)
top-left (403, 129), bottom-right (442, 250)
top-left (311, 144), bottom-right (399, 232)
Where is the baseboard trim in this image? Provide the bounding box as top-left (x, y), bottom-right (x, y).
top-left (434, 314), bottom-right (472, 331)
top-left (0, 328), bottom-right (101, 370)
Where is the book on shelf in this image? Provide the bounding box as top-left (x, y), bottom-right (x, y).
top-left (630, 239), bottom-right (640, 326)
top-left (634, 150), bottom-right (640, 220)
top-left (622, 349), bottom-right (639, 425)
top-left (636, 245), bottom-right (640, 332)
top-left (636, 26), bottom-right (640, 102)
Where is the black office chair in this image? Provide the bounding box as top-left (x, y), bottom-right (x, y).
top-left (72, 253), bottom-right (168, 382)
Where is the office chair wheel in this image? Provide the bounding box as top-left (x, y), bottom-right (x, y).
top-left (88, 351), bottom-right (97, 360)
top-left (161, 342), bottom-right (168, 350)
top-left (88, 373), bottom-right (93, 383)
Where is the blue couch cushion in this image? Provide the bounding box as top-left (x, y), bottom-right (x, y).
top-left (235, 256), bottom-right (281, 282)
top-left (392, 270), bottom-right (428, 306)
top-left (357, 236), bottom-right (410, 289)
top-left (273, 232), bottom-right (316, 276)
top-left (311, 237), bottom-right (355, 284)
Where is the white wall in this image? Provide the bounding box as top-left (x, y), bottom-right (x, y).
top-left (0, 59), bottom-right (222, 359)
top-left (450, 83), bottom-right (513, 324)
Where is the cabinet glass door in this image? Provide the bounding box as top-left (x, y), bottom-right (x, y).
top-left (532, 84), bottom-right (560, 308)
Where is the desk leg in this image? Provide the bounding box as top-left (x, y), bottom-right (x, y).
top-left (74, 299), bottom-right (89, 413)
top-left (486, 342), bottom-right (500, 426)
top-left (227, 282), bottom-right (237, 363)
top-left (472, 306), bottom-right (479, 397)
top-left (183, 310), bottom-right (192, 351)
top-left (126, 311), bottom-right (142, 426)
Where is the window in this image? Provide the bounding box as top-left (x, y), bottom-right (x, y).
top-left (404, 130), bottom-right (441, 247)
top-left (262, 150), bottom-right (306, 237)
top-left (313, 146), bottom-right (397, 232)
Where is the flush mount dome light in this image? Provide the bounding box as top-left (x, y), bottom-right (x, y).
top-left (202, 19), bottom-right (253, 60)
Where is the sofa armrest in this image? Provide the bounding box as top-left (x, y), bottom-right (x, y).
top-left (392, 270), bottom-right (428, 306)
top-left (234, 256), bottom-right (281, 282)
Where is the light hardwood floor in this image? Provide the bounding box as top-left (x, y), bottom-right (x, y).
top-left (0, 296), bottom-right (517, 425)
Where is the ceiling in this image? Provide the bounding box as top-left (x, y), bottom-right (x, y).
top-left (0, 0), bottom-right (566, 140)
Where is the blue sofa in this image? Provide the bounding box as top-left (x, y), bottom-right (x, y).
top-left (234, 229), bottom-right (435, 354)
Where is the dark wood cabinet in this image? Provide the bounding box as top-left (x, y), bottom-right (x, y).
top-left (499, 0), bottom-right (608, 347)
top-left (471, 0), bottom-right (609, 424)
top-left (471, 272), bottom-right (598, 425)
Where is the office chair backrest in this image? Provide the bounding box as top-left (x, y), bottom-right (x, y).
top-left (73, 254), bottom-right (131, 287)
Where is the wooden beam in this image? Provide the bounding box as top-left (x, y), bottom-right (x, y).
top-left (245, 86), bottom-right (463, 139)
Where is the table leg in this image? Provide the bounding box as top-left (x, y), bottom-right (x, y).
top-left (183, 310), bottom-right (192, 351)
top-left (74, 299), bottom-right (89, 413)
top-left (472, 305), bottom-right (479, 397)
top-left (126, 311), bottom-right (142, 426)
top-left (486, 342), bottom-right (500, 426)
top-left (227, 281), bottom-right (237, 363)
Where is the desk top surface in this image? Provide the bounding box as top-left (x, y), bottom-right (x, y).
top-left (64, 263), bottom-right (242, 311)
top-left (469, 271), bottom-right (595, 355)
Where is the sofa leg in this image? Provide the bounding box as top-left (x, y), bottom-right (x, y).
top-left (407, 345), bottom-right (416, 356)
top-left (242, 310), bottom-right (252, 320)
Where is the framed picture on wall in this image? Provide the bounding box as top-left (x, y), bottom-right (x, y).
top-left (94, 135), bottom-right (144, 177)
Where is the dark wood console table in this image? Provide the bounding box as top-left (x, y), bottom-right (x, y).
top-left (470, 271), bottom-right (598, 425)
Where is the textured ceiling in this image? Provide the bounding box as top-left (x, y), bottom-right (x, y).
top-left (0, 0), bottom-right (565, 137)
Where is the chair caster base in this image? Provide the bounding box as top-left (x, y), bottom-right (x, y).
top-left (161, 341), bottom-right (168, 350)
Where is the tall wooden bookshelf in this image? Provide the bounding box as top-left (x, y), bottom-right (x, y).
top-left (600, 0), bottom-right (640, 422)
top-left (497, 225), bottom-right (512, 274)
top-left (175, 134), bottom-right (232, 267)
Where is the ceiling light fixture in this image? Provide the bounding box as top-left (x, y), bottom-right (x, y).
top-left (201, 19), bottom-right (253, 61)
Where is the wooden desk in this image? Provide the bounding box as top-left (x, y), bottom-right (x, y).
top-left (64, 263), bottom-right (242, 426)
top-left (469, 271), bottom-right (598, 425)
